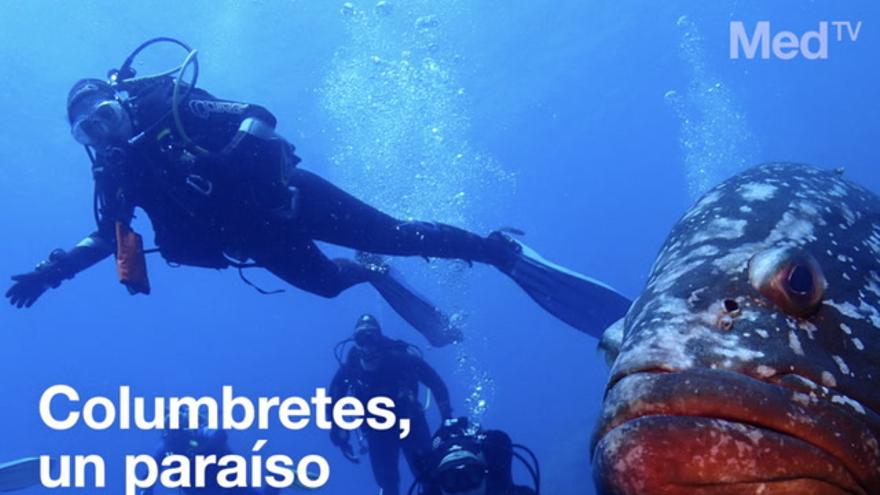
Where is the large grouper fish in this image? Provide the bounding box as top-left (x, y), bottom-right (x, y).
top-left (592, 163), bottom-right (880, 495)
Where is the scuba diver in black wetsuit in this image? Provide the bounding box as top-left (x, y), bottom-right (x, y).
top-left (329, 314), bottom-right (453, 495)
top-left (139, 411), bottom-right (279, 495)
top-left (410, 418), bottom-right (539, 495)
top-left (5, 38), bottom-right (631, 345)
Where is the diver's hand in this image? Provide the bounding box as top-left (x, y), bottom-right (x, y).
top-left (440, 403), bottom-right (454, 421)
top-left (6, 250), bottom-right (74, 308)
top-left (330, 429), bottom-right (360, 464)
top-left (340, 442), bottom-right (359, 463)
top-left (6, 270), bottom-right (52, 308)
top-left (330, 427), bottom-right (347, 446)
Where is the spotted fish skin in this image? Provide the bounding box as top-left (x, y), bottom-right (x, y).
top-left (592, 163), bottom-right (880, 495)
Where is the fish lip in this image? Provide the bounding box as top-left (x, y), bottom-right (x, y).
top-left (591, 368), bottom-right (880, 494)
top-left (592, 415), bottom-right (866, 495)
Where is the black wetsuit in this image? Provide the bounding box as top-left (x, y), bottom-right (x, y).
top-left (139, 427), bottom-right (277, 495)
top-left (82, 77), bottom-right (508, 297)
top-left (330, 341), bottom-right (452, 495)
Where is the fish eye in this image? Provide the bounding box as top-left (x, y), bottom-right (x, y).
top-left (748, 247), bottom-right (827, 317)
top-left (787, 264), bottom-right (814, 294)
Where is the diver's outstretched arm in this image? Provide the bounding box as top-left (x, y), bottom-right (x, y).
top-left (327, 366), bottom-right (361, 462)
top-left (5, 234), bottom-right (114, 308)
top-left (409, 355), bottom-right (453, 419)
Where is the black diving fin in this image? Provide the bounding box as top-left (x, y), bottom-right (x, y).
top-left (359, 253), bottom-right (462, 347)
top-left (494, 233), bottom-right (632, 338)
top-left (0, 457), bottom-right (42, 492)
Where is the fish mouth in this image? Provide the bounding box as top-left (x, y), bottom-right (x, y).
top-left (590, 369), bottom-right (880, 495)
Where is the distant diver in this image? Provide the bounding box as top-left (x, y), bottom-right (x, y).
top-left (139, 411), bottom-right (280, 495)
top-left (4, 37), bottom-right (631, 344)
top-left (330, 314), bottom-right (453, 495)
top-left (409, 417), bottom-right (539, 495)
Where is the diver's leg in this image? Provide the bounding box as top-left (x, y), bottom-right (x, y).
top-left (401, 410), bottom-right (434, 480)
top-left (366, 430), bottom-right (402, 495)
top-left (254, 232), bottom-right (459, 345)
top-left (252, 238), bottom-right (371, 298)
top-left (289, 169), bottom-right (512, 266)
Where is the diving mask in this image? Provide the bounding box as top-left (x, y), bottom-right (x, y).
top-left (70, 99), bottom-right (132, 146)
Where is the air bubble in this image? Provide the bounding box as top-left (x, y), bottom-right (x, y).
top-left (375, 1), bottom-right (392, 16)
top-left (667, 16), bottom-right (756, 199)
top-left (415, 15), bottom-right (439, 29)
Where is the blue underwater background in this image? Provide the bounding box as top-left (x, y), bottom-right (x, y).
top-left (0, 1), bottom-right (878, 494)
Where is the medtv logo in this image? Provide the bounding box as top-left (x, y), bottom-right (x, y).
top-left (730, 21), bottom-right (863, 60)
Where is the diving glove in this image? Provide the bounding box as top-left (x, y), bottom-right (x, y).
top-left (6, 249), bottom-right (73, 308)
